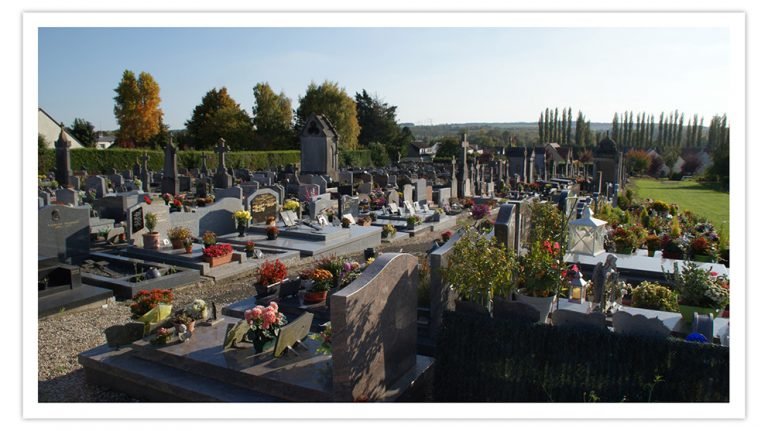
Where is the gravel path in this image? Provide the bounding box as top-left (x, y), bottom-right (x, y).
top-left (37, 229), bottom-right (449, 402)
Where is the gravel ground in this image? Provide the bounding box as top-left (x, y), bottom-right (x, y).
top-left (37, 228), bottom-right (449, 402)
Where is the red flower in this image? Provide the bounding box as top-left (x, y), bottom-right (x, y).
top-left (203, 244), bottom-right (233, 258)
top-left (143, 195), bottom-right (152, 205)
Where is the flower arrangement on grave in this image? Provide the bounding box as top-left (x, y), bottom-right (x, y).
top-left (245, 240), bottom-right (256, 252)
top-left (233, 210), bottom-right (252, 226)
top-left (256, 259), bottom-right (288, 287)
top-left (610, 225), bottom-right (639, 254)
top-left (665, 261), bottom-right (729, 310)
top-left (461, 197), bottom-right (474, 209)
top-left (283, 199), bottom-right (300, 213)
top-left (170, 197), bottom-right (183, 212)
top-left (341, 217), bottom-right (352, 228)
top-left (645, 234), bottom-right (661, 256)
top-left (266, 215), bottom-right (276, 226)
top-left (356, 215), bottom-right (372, 226)
top-left (517, 239), bottom-right (564, 298)
top-left (323, 207), bottom-right (336, 222)
top-left (161, 193), bottom-right (172, 205)
top-left (201, 231), bottom-right (217, 248)
top-left (308, 323), bottom-right (332, 355)
top-left (382, 224), bottom-right (397, 238)
top-left (690, 236), bottom-right (718, 261)
top-left (130, 289), bottom-right (174, 319)
top-left (308, 268), bottom-right (334, 292)
top-left (182, 237), bottom-right (194, 253)
top-left (630, 281), bottom-right (680, 312)
top-left (245, 302), bottom-right (287, 352)
top-left (183, 299), bottom-right (209, 321)
top-left (167, 226), bottom-right (192, 249)
top-left (151, 327), bottom-right (172, 345)
top-left (142, 194), bottom-right (151, 205)
top-left (266, 225), bottom-right (279, 240)
top-left (442, 227), bottom-right (518, 309)
top-left (441, 230), bottom-right (453, 243)
top-left (370, 195), bottom-right (386, 210)
top-left (470, 203), bottom-right (490, 221)
top-left (202, 243), bottom-right (232, 258)
top-left (661, 234), bottom-right (687, 259)
top-left (406, 215), bottom-right (422, 227)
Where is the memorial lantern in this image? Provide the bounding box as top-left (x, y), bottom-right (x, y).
top-left (567, 207), bottom-right (607, 256)
top-left (567, 265), bottom-right (587, 304)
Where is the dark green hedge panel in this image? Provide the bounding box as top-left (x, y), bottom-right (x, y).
top-left (434, 311), bottom-right (729, 402)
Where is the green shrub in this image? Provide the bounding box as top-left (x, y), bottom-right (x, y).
top-left (630, 281), bottom-right (680, 312)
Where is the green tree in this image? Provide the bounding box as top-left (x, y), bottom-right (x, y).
top-left (435, 136), bottom-right (461, 159)
top-left (611, 113), bottom-right (620, 141)
top-left (113, 70), bottom-right (164, 147)
top-left (69, 118), bottom-right (96, 148)
top-left (295, 80), bottom-right (360, 150)
top-left (537, 112), bottom-right (544, 145)
top-left (392, 126), bottom-right (415, 162)
top-left (566, 107), bottom-right (572, 145)
top-left (185, 87), bottom-right (254, 150)
top-left (355, 90), bottom-right (401, 149)
top-left (252, 82), bottom-right (295, 149)
top-left (368, 142), bottom-right (390, 167)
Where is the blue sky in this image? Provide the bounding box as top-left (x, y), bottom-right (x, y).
top-left (38, 27), bottom-right (730, 131)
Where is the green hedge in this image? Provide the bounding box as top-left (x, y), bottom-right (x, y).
top-left (339, 149), bottom-right (371, 168)
top-left (38, 149), bottom-right (302, 174)
top-left (434, 312), bottom-right (729, 402)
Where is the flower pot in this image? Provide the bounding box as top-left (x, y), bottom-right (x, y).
top-left (516, 292), bottom-right (557, 324)
top-left (252, 336), bottom-right (276, 353)
top-left (184, 246), bottom-right (193, 254)
top-left (142, 232), bottom-right (161, 249)
top-left (187, 320), bottom-right (196, 334)
top-left (647, 249), bottom-right (657, 257)
top-left (678, 304), bottom-right (719, 325)
top-left (237, 224), bottom-right (247, 237)
top-left (203, 252), bottom-right (233, 268)
top-left (245, 249), bottom-right (254, 258)
top-left (255, 280), bottom-right (283, 297)
top-left (615, 245), bottom-right (634, 255)
top-left (170, 238), bottom-right (184, 249)
top-left (662, 250), bottom-right (684, 260)
top-left (303, 290), bottom-right (328, 304)
top-left (267, 232), bottom-right (278, 240)
top-left (693, 254), bottom-right (716, 263)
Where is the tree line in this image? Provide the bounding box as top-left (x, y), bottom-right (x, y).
top-left (68, 70), bottom-right (415, 166)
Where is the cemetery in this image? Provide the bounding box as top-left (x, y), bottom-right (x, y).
top-left (39, 121), bottom-right (730, 403)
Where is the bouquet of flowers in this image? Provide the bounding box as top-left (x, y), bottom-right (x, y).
top-left (130, 289), bottom-right (174, 318)
top-left (308, 268), bottom-right (334, 292)
top-left (202, 243), bottom-right (232, 258)
top-left (233, 210), bottom-right (252, 225)
top-left (256, 259), bottom-right (287, 286)
top-left (245, 302), bottom-right (287, 342)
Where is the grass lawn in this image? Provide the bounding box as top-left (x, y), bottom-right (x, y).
top-left (628, 178), bottom-right (730, 233)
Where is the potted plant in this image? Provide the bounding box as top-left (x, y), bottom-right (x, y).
top-left (516, 239), bottom-right (564, 322)
top-left (129, 289), bottom-right (174, 319)
top-left (406, 215), bottom-right (422, 229)
top-left (442, 227), bottom-right (518, 315)
top-left (183, 299), bottom-right (209, 321)
top-left (661, 234), bottom-right (686, 260)
top-left (611, 226), bottom-right (637, 254)
top-left (201, 231), bottom-right (217, 248)
top-left (233, 210), bottom-right (252, 237)
top-left (381, 224), bottom-right (397, 239)
top-left (202, 243), bottom-right (233, 268)
top-left (143, 212), bottom-right (160, 249)
top-left (162, 193), bottom-right (173, 205)
top-left (255, 259), bottom-right (288, 297)
top-left (299, 267), bottom-right (315, 290)
top-left (645, 234), bottom-right (661, 257)
top-left (441, 230), bottom-right (453, 243)
top-left (244, 240), bottom-right (256, 258)
top-left (357, 215), bottom-right (372, 227)
top-left (182, 237), bottom-right (194, 254)
top-left (304, 268), bottom-right (334, 304)
top-left (690, 236), bottom-right (718, 262)
top-left (283, 199), bottom-right (300, 214)
top-left (244, 302), bottom-right (287, 353)
top-left (665, 260), bottom-right (729, 324)
top-left (266, 225), bottom-right (279, 240)
top-left (167, 226), bottom-right (191, 250)
top-left (266, 215), bottom-right (277, 226)
top-left (341, 217), bottom-right (352, 229)
top-left (630, 281), bottom-right (680, 312)
top-left (172, 311), bottom-right (196, 336)
top-left (169, 197), bottom-right (183, 213)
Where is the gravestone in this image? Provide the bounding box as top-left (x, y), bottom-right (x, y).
top-left (358, 182), bottom-right (373, 196)
top-left (338, 170), bottom-right (353, 186)
top-left (214, 186), bottom-right (243, 201)
top-left (122, 170), bottom-right (133, 180)
top-left (298, 184), bottom-right (320, 203)
top-left (68, 175), bottom-right (81, 191)
top-left (337, 185), bottom-right (354, 197)
top-left (311, 175), bottom-right (328, 194)
top-left (433, 188), bottom-right (451, 207)
top-left (402, 184), bottom-right (414, 205)
top-left (373, 174), bottom-right (389, 189)
top-left (309, 198), bottom-right (334, 220)
top-left (213, 138), bottom-right (233, 189)
top-left (38, 205), bottom-right (91, 263)
top-left (92, 193), bottom-right (139, 223)
top-left (425, 185), bottom-right (433, 205)
top-left (178, 175), bottom-right (192, 193)
top-left (161, 138), bottom-right (180, 196)
top-left (338, 195), bottom-right (360, 219)
top-left (494, 204), bottom-right (517, 252)
top-left (247, 189), bottom-right (279, 225)
top-left (330, 253), bottom-right (419, 401)
top-left (39, 191), bottom-right (51, 206)
top-left (300, 113), bottom-right (339, 179)
top-left (55, 188), bottom-right (78, 206)
top-left (387, 190), bottom-right (400, 205)
top-left (54, 123), bottom-right (72, 187)
top-left (85, 176), bottom-right (107, 198)
top-left (139, 152), bottom-right (151, 193)
top-left (414, 179), bottom-right (427, 205)
top-left (108, 174), bottom-right (124, 190)
top-left (268, 184), bottom-right (285, 204)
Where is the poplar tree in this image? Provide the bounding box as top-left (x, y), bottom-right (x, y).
top-left (113, 70), bottom-right (164, 147)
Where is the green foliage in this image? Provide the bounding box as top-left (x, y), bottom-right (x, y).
top-left (185, 87), bottom-right (254, 150)
top-left (295, 80), bottom-right (360, 150)
top-left (338, 149), bottom-right (371, 168)
top-left (442, 228), bottom-right (518, 305)
top-left (39, 136), bottom-right (54, 174)
top-left (630, 281), bottom-right (680, 312)
top-left (529, 200), bottom-right (565, 246)
top-left (665, 261), bottom-right (729, 308)
top-left (518, 240), bottom-right (563, 297)
top-left (368, 142), bottom-right (389, 167)
top-left (355, 90), bottom-right (401, 149)
top-left (435, 136), bottom-right (461, 160)
top-left (252, 82), bottom-right (295, 149)
top-left (434, 312), bottom-right (730, 402)
top-left (69, 118), bottom-right (96, 148)
top-left (114, 70), bottom-right (163, 146)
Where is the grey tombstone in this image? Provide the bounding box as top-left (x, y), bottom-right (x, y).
top-left (108, 174), bottom-right (124, 190)
top-left (139, 152), bottom-right (151, 193)
top-left (268, 184), bottom-right (285, 204)
top-left (338, 170), bottom-right (354, 186)
top-left (122, 170), bottom-right (133, 180)
top-left (330, 253), bottom-right (418, 401)
top-left (414, 179), bottom-right (428, 205)
top-left (213, 138), bottom-right (233, 189)
top-left (402, 184), bottom-right (414, 205)
top-left (178, 175), bottom-right (192, 193)
top-left (161, 137), bottom-right (180, 196)
top-left (311, 175), bottom-right (328, 194)
top-left (55, 188), bottom-right (78, 206)
top-left (38, 197), bottom-right (44, 208)
top-left (54, 123), bottom-right (73, 187)
top-left (433, 188), bottom-right (451, 207)
top-left (68, 176), bottom-right (81, 191)
top-left (247, 189), bottom-right (280, 225)
top-left (92, 193), bottom-right (139, 223)
top-left (494, 204), bottom-right (517, 252)
top-left (239, 182), bottom-right (260, 200)
top-left (85, 176), bottom-right (107, 198)
top-left (338, 195), bottom-right (360, 219)
top-left (214, 186), bottom-right (243, 201)
top-left (309, 198), bottom-right (334, 220)
top-left (337, 185), bottom-right (354, 197)
top-left (38, 205), bottom-right (91, 263)
top-left (373, 173), bottom-right (389, 189)
top-left (298, 184), bottom-right (320, 203)
top-left (39, 191), bottom-right (51, 206)
top-left (357, 182), bottom-right (373, 196)
top-left (300, 113), bottom-right (339, 179)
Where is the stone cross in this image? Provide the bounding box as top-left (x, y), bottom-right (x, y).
top-left (161, 136), bottom-right (180, 195)
top-left (200, 153), bottom-right (209, 177)
top-left (140, 152), bottom-right (150, 192)
top-left (214, 138), bottom-right (230, 174)
top-left (54, 122), bottom-right (72, 188)
top-left (451, 156), bottom-right (456, 180)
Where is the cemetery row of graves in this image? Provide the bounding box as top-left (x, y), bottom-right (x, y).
top-left (38, 119), bottom-right (729, 402)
